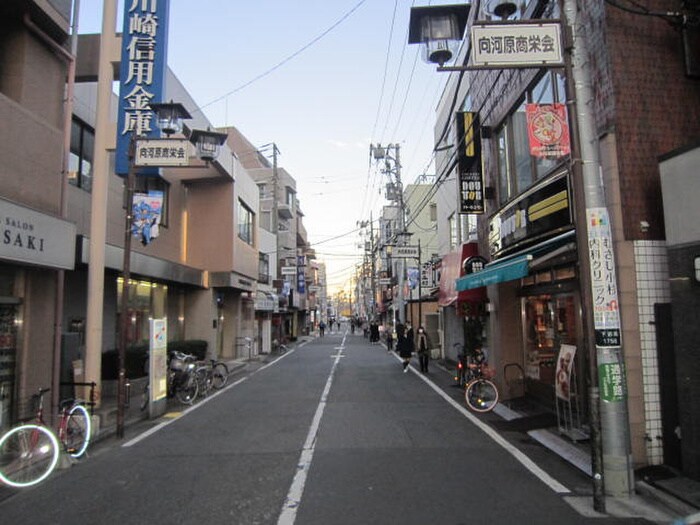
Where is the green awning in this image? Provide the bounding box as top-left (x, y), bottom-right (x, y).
top-left (455, 254), bottom-right (532, 292)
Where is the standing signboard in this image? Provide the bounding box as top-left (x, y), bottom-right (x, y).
top-left (148, 318), bottom-right (168, 418)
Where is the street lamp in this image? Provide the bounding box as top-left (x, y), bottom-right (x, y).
top-left (116, 102), bottom-right (228, 437)
top-left (189, 128), bottom-right (228, 163)
top-left (149, 101), bottom-right (192, 136)
top-left (408, 4), bottom-right (471, 66)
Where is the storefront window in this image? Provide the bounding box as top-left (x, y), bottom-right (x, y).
top-left (512, 100), bottom-right (532, 194)
top-left (524, 294), bottom-right (578, 388)
top-left (497, 125), bottom-right (510, 204)
top-left (495, 71), bottom-right (571, 194)
top-left (117, 278), bottom-right (168, 346)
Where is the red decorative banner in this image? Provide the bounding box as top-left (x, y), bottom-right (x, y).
top-left (525, 103), bottom-right (571, 158)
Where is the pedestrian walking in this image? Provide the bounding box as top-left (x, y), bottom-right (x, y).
top-left (370, 322), bottom-right (380, 344)
top-left (385, 328), bottom-right (394, 352)
top-left (319, 321), bottom-right (325, 337)
top-left (405, 323), bottom-right (415, 354)
top-left (397, 333), bottom-right (412, 373)
top-left (416, 326), bottom-right (430, 373)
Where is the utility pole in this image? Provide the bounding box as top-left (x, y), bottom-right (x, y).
top-left (370, 143), bottom-right (405, 325)
top-left (370, 213), bottom-right (376, 320)
top-left (418, 238), bottom-right (422, 328)
top-left (270, 143), bottom-right (281, 343)
top-left (563, 0), bottom-right (632, 506)
top-left (394, 145), bottom-right (406, 326)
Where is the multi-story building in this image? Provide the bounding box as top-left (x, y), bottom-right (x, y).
top-left (0, 0), bottom-right (76, 428)
top-left (427, 0), bottom-right (700, 486)
top-left (402, 178), bottom-right (440, 339)
top-left (0, 0), bottom-right (285, 427)
top-left (226, 127), bottom-right (311, 342)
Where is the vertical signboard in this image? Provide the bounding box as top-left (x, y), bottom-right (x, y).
top-left (297, 255), bottom-right (306, 294)
top-left (115, 0), bottom-right (171, 176)
top-left (148, 317), bottom-right (168, 418)
top-left (455, 112), bottom-right (485, 214)
top-left (587, 208), bottom-right (621, 347)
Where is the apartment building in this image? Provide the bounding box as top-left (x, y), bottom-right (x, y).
top-left (0, 0), bottom-right (75, 428)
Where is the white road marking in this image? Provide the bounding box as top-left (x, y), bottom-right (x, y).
top-left (122, 341), bottom-right (311, 448)
top-left (392, 353), bottom-right (570, 495)
top-left (277, 337), bottom-right (345, 525)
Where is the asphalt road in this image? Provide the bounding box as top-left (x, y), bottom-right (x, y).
top-left (0, 332), bottom-right (655, 524)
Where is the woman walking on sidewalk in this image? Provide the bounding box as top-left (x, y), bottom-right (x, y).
top-left (397, 333), bottom-right (412, 373)
top-left (416, 326), bottom-right (430, 373)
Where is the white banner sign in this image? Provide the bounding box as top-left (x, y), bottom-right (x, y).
top-left (471, 22), bottom-right (563, 68)
top-left (393, 246), bottom-right (419, 258)
top-left (587, 208), bottom-right (621, 347)
top-left (134, 139), bottom-right (192, 167)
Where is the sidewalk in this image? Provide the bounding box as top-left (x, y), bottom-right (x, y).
top-left (433, 357), bottom-right (700, 523)
top-left (91, 354), bottom-right (270, 442)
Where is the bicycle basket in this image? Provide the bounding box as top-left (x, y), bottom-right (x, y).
top-left (481, 364), bottom-right (496, 379)
top-left (169, 358), bottom-right (184, 371)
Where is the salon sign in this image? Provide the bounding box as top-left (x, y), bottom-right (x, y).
top-left (0, 198), bottom-right (76, 270)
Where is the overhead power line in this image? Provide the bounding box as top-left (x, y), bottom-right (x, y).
top-left (196, 0), bottom-right (369, 112)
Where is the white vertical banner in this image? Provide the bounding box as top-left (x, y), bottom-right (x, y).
top-left (149, 318), bottom-right (168, 405)
top-left (586, 208), bottom-right (621, 347)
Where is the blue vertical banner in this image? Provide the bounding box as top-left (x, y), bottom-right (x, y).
top-left (115, 0), bottom-right (171, 176)
top-left (297, 255), bottom-right (306, 294)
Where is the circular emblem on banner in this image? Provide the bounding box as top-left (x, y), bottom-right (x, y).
top-left (462, 256), bottom-right (488, 275)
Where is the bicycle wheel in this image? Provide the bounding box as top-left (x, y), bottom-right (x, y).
top-left (211, 362), bottom-right (228, 390)
top-left (175, 376), bottom-right (198, 405)
top-left (194, 368), bottom-right (211, 399)
top-left (465, 379), bottom-right (499, 413)
top-left (64, 404), bottom-right (91, 458)
top-left (0, 424), bottom-right (60, 488)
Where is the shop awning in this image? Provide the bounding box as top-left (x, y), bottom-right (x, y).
top-left (456, 254), bottom-right (532, 291)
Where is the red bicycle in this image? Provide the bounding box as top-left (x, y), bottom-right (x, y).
top-left (0, 387), bottom-right (91, 488)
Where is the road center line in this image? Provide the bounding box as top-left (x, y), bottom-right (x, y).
top-left (277, 343), bottom-right (343, 525)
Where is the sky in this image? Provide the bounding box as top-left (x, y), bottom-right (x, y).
top-left (78, 1), bottom-right (449, 294)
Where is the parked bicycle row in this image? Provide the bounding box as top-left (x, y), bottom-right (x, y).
top-left (139, 351), bottom-right (230, 411)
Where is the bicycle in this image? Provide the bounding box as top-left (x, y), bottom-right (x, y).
top-left (194, 359), bottom-right (228, 399)
top-left (453, 344), bottom-right (499, 412)
top-left (168, 351), bottom-right (199, 405)
top-left (463, 351), bottom-right (499, 413)
top-left (0, 388), bottom-right (91, 488)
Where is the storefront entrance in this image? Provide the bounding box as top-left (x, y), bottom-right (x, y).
top-left (522, 290), bottom-right (584, 423)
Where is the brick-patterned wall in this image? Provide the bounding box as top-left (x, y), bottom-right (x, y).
top-left (585, 1), bottom-right (700, 241)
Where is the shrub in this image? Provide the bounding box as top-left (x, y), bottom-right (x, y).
top-left (101, 339), bottom-right (208, 379)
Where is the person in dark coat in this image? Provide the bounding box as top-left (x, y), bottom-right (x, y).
top-left (416, 326), bottom-right (430, 373)
top-left (385, 327), bottom-right (394, 353)
top-left (370, 322), bottom-right (380, 344)
top-left (405, 323), bottom-right (415, 354)
top-left (397, 334), bottom-right (412, 372)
